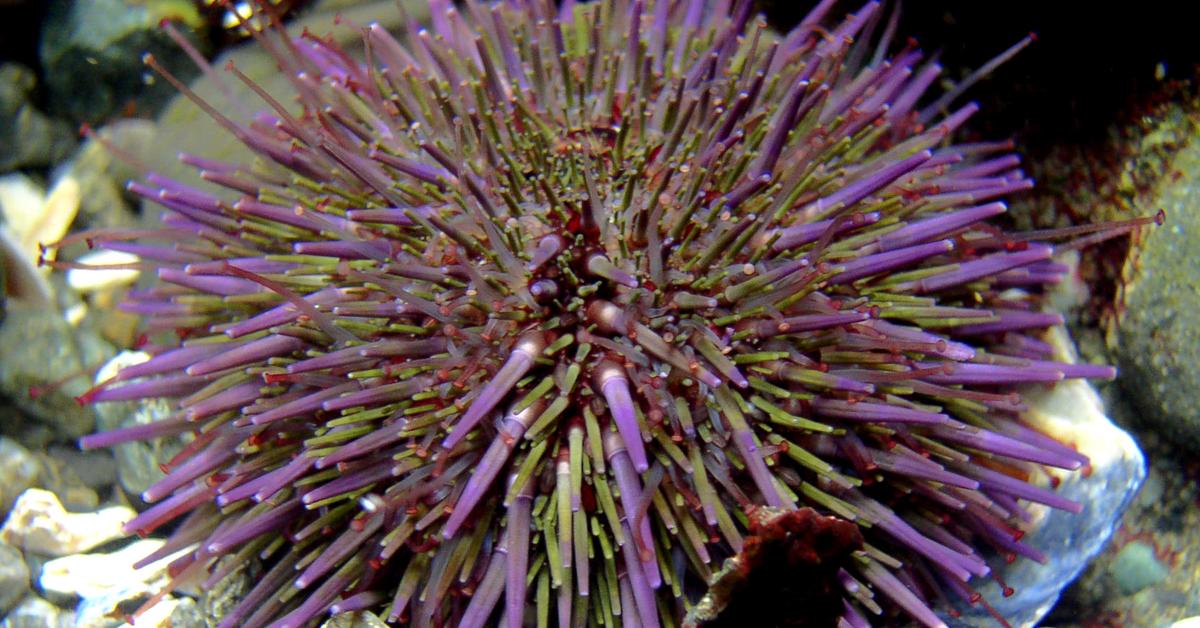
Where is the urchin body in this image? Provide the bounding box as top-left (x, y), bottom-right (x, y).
top-left (58, 0), bottom-right (1131, 626)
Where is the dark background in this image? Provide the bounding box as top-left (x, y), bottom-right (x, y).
top-left (763, 0), bottom-right (1200, 151)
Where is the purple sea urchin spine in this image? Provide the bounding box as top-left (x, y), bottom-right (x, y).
top-left (49, 0), bottom-right (1157, 626)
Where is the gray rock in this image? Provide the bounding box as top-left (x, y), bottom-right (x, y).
top-left (44, 446), bottom-right (116, 492)
top-left (167, 596), bottom-right (207, 628)
top-left (0, 303), bottom-right (114, 439)
top-left (199, 556), bottom-right (257, 625)
top-left (0, 542), bottom-right (30, 615)
top-left (32, 451), bottom-right (102, 513)
top-left (1110, 541), bottom-right (1170, 595)
top-left (0, 405), bottom-right (56, 453)
top-left (1116, 121), bottom-right (1200, 452)
top-left (0, 594), bottom-right (75, 628)
top-left (39, 0), bottom-right (207, 125)
top-left (0, 63), bottom-right (76, 172)
top-left (146, 0), bottom-right (414, 200)
top-left (59, 119), bottom-right (156, 231)
top-left (0, 437), bottom-right (40, 518)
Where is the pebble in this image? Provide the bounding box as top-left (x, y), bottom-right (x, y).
top-left (1116, 119), bottom-right (1200, 452)
top-left (0, 302), bottom-right (113, 439)
top-left (65, 249), bottom-right (140, 293)
top-left (64, 119), bottom-right (156, 229)
top-left (0, 63), bottom-right (75, 172)
top-left (166, 596), bottom-right (207, 628)
top-left (75, 585), bottom-right (186, 628)
top-left (0, 171), bottom-right (80, 274)
top-left (38, 538), bottom-right (173, 607)
top-left (0, 541), bottom-right (30, 615)
top-left (39, 0), bottom-right (208, 124)
top-left (0, 437), bottom-right (39, 518)
top-left (43, 445), bottom-right (116, 492)
top-left (1110, 541), bottom-right (1170, 595)
top-left (0, 488), bottom-right (133, 557)
top-left (32, 451), bottom-right (102, 513)
top-left (0, 594), bottom-right (75, 628)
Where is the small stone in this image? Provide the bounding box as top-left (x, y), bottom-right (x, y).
top-left (0, 542), bottom-right (30, 615)
top-left (0, 173), bottom-right (46, 240)
top-left (0, 489), bottom-right (134, 557)
top-left (0, 63), bottom-right (76, 172)
top-left (167, 596), bottom-right (206, 628)
top-left (0, 172), bottom-right (81, 273)
top-left (76, 586), bottom-right (183, 628)
top-left (1110, 541), bottom-right (1170, 595)
top-left (0, 302), bottom-right (113, 439)
top-left (1116, 121), bottom-right (1200, 452)
top-left (197, 556), bottom-right (256, 625)
top-left (38, 538), bottom-right (173, 608)
top-left (0, 224), bottom-right (52, 308)
top-left (0, 594), bottom-right (76, 628)
top-left (64, 119), bottom-right (156, 230)
top-left (33, 450), bottom-right (108, 512)
top-left (43, 446), bottom-right (116, 492)
top-left (66, 249), bottom-right (140, 293)
top-left (0, 437), bottom-right (40, 518)
top-left (39, 0), bottom-right (208, 125)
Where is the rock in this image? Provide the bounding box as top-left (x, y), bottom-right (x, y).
top-left (0, 174), bottom-right (47, 241)
top-left (0, 594), bottom-right (75, 628)
top-left (32, 450), bottom-right (104, 513)
top-left (197, 556), bottom-right (256, 625)
top-left (0, 437), bottom-right (40, 518)
top-left (0, 172), bottom-right (81, 278)
top-left (1116, 116), bottom-right (1200, 452)
top-left (0, 489), bottom-right (134, 557)
top-left (0, 302), bottom-right (113, 439)
top-left (0, 225), bottom-right (52, 310)
top-left (92, 352), bottom-right (186, 500)
top-left (38, 538), bottom-right (173, 608)
top-left (0, 175), bottom-right (55, 308)
top-left (0, 542), bottom-right (30, 615)
top-left (166, 596), bottom-right (207, 628)
top-left (0, 63), bottom-right (76, 172)
top-left (60, 119), bottom-right (155, 230)
top-left (952, 326), bottom-right (1145, 627)
top-left (39, 0), bottom-right (207, 125)
top-left (1110, 541), bottom-right (1170, 595)
top-left (75, 586), bottom-right (185, 628)
top-left (43, 446), bottom-right (117, 492)
top-left (146, 0), bottom-right (415, 200)
top-left (65, 249), bottom-right (140, 294)
top-left (0, 404), bottom-right (56, 452)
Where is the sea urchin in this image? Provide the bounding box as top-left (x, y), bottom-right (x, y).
top-left (49, 0), bottom-right (1157, 626)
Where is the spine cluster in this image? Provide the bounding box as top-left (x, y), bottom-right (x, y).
top-left (50, 1), bottom-right (1153, 626)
